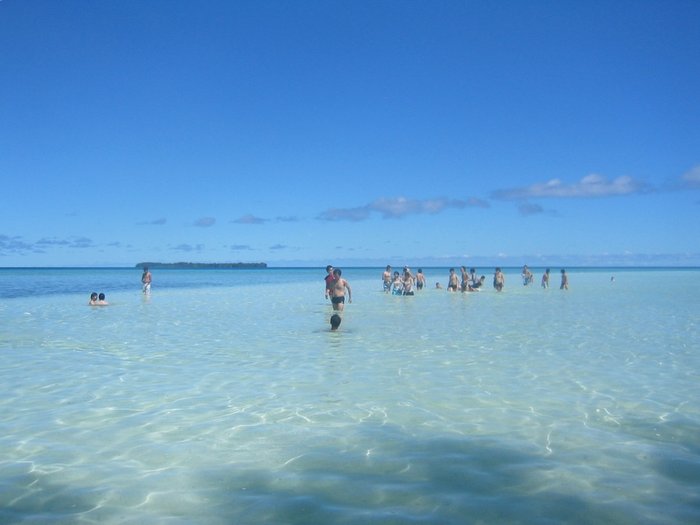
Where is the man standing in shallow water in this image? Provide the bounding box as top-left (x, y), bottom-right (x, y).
top-left (382, 265), bottom-right (392, 293)
top-left (330, 268), bottom-right (352, 311)
top-left (141, 267), bottom-right (152, 294)
top-left (560, 269), bottom-right (569, 290)
top-left (493, 267), bottom-right (505, 291)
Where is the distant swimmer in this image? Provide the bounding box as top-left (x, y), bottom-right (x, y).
top-left (435, 282), bottom-right (442, 289)
top-left (402, 267), bottom-right (415, 296)
top-left (460, 266), bottom-right (469, 292)
top-left (447, 268), bottom-right (460, 292)
top-left (541, 268), bottom-right (550, 288)
top-left (493, 267), bottom-right (505, 292)
top-left (330, 268), bottom-right (352, 311)
top-left (468, 275), bottom-right (486, 291)
top-left (469, 268), bottom-right (479, 289)
top-left (560, 269), bottom-right (569, 290)
top-left (521, 265), bottom-right (534, 285)
top-left (89, 292), bottom-right (108, 306)
top-left (391, 271), bottom-right (403, 295)
top-left (330, 313), bottom-right (342, 331)
top-left (415, 269), bottom-right (426, 290)
top-left (382, 265), bottom-right (392, 293)
top-left (141, 267), bottom-right (152, 294)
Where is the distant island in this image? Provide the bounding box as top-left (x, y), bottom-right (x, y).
top-left (135, 262), bottom-right (267, 269)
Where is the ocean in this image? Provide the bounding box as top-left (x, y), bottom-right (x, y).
top-left (1, 267), bottom-right (699, 524)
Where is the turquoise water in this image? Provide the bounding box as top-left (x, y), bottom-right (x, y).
top-left (1, 267), bottom-right (699, 524)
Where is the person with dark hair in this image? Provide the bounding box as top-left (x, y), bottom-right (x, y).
top-left (330, 314), bottom-right (342, 331)
top-left (460, 266), bottom-right (469, 292)
top-left (493, 268), bottom-right (505, 291)
top-left (447, 268), bottom-right (460, 291)
top-left (382, 265), bottom-right (392, 292)
top-left (324, 265), bottom-right (335, 300)
top-left (542, 268), bottom-right (550, 288)
top-left (330, 268), bottom-right (352, 311)
top-left (97, 292), bottom-right (109, 306)
top-left (402, 267), bottom-right (415, 296)
top-left (560, 269), bottom-right (569, 290)
top-left (415, 268), bottom-right (426, 290)
top-left (141, 267), bottom-right (152, 294)
top-left (469, 268), bottom-right (479, 289)
top-left (391, 271), bottom-right (403, 295)
top-left (89, 292), bottom-right (99, 305)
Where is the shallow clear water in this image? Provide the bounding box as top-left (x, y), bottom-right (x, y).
top-left (1, 267), bottom-right (699, 524)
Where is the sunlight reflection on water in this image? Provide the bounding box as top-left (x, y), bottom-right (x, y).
top-left (1, 268), bottom-right (699, 523)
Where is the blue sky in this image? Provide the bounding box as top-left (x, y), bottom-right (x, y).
top-left (2, 0), bottom-right (699, 267)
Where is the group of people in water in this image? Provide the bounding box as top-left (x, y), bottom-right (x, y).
top-left (88, 292), bottom-right (109, 306)
top-left (88, 266), bottom-right (153, 306)
top-left (381, 265), bottom-right (427, 295)
top-left (381, 264), bottom-right (569, 295)
top-left (324, 263), bottom-right (569, 331)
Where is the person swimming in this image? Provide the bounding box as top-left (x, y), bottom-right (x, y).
top-left (330, 313), bottom-right (342, 331)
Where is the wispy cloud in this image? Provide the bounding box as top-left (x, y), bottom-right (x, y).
top-left (518, 203), bottom-right (545, 216)
top-left (230, 244), bottom-right (252, 250)
top-left (270, 244), bottom-right (287, 250)
top-left (36, 236), bottom-right (95, 249)
top-left (492, 174), bottom-right (650, 200)
top-left (318, 196), bottom-right (488, 222)
top-left (233, 214), bottom-right (268, 225)
top-left (681, 165), bottom-right (700, 188)
top-left (0, 235), bottom-right (37, 255)
top-left (1, 235), bottom-right (96, 256)
top-left (36, 238), bottom-right (70, 247)
top-left (172, 243), bottom-right (204, 252)
top-left (194, 217), bottom-right (216, 227)
top-left (137, 217), bottom-right (167, 226)
top-left (69, 237), bottom-right (95, 248)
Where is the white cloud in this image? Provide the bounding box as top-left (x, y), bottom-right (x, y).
top-left (492, 174), bottom-right (649, 200)
top-left (319, 196), bottom-right (488, 222)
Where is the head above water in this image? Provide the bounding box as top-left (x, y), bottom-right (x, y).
top-left (330, 314), bottom-right (342, 330)
top-left (333, 268), bottom-right (342, 277)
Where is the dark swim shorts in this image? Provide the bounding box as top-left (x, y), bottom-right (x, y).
top-left (331, 296), bottom-right (345, 304)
